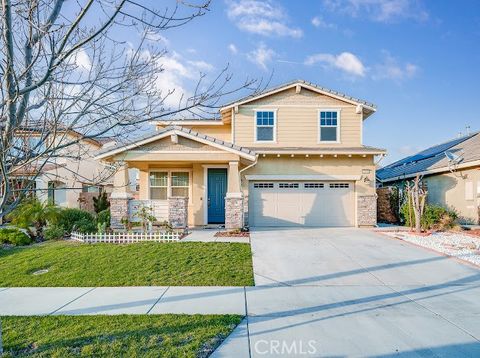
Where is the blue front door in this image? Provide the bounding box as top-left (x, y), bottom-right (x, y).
top-left (208, 168), bottom-right (227, 224)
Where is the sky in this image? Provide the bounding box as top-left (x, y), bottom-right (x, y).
top-left (121, 0), bottom-right (480, 165)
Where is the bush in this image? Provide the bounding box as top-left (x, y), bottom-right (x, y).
top-left (97, 209), bottom-right (111, 228)
top-left (8, 198), bottom-right (61, 238)
top-left (43, 224), bottom-right (65, 241)
top-left (57, 208), bottom-right (94, 234)
top-left (73, 217), bottom-right (97, 234)
top-left (0, 228), bottom-right (32, 246)
top-left (400, 203), bottom-right (457, 231)
top-left (93, 192), bottom-right (110, 213)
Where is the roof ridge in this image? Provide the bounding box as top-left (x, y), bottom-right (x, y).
top-left (221, 79), bottom-right (376, 110)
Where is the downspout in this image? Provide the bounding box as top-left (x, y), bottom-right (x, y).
top-left (238, 154), bottom-right (259, 226)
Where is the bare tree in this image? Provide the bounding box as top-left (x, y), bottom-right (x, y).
top-left (405, 175), bottom-right (427, 233)
top-left (0, 0), bottom-right (261, 220)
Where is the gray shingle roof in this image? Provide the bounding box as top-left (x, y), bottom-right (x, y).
top-left (377, 132), bottom-right (480, 182)
top-left (96, 125), bottom-right (256, 158)
top-left (221, 79), bottom-right (376, 110)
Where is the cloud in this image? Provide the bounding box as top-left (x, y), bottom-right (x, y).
top-left (228, 43), bottom-right (238, 54)
top-left (305, 52), bottom-right (366, 77)
top-left (247, 44), bottom-right (276, 70)
top-left (69, 48), bottom-right (92, 72)
top-left (311, 16), bottom-right (337, 29)
top-left (144, 30), bottom-right (169, 46)
top-left (187, 60), bottom-right (214, 72)
top-left (226, 0), bottom-right (303, 38)
top-left (372, 52), bottom-right (418, 81)
top-left (323, 0), bottom-right (429, 23)
top-left (154, 52), bottom-right (214, 107)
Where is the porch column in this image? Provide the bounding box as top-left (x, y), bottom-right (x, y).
top-left (225, 161), bottom-right (244, 230)
top-left (110, 162), bottom-right (132, 230)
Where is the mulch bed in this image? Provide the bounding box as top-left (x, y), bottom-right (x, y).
top-left (214, 231), bottom-right (250, 238)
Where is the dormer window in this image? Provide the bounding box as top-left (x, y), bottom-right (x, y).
top-left (255, 110), bottom-right (276, 142)
top-left (319, 110), bottom-right (340, 143)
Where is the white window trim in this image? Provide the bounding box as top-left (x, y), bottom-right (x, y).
top-left (148, 169), bottom-right (192, 203)
top-left (254, 109), bottom-right (277, 143)
top-left (318, 108), bottom-right (341, 144)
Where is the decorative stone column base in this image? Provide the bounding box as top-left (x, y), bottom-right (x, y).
top-left (168, 197), bottom-right (188, 229)
top-left (357, 195), bottom-right (377, 227)
top-left (225, 195), bottom-right (244, 230)
top-left (110, 197), bottom-right (130, 230)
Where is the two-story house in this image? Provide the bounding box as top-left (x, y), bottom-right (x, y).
top-left (96, 80), bottom-right (386, 229)
top-left (10, 125), bottom-right (116, 209)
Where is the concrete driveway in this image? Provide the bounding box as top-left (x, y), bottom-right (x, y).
top-left (214, 227), bottom-right (480, 357)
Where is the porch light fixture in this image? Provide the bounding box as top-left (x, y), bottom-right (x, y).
top-left (363, 176), bottom-right (371, 184)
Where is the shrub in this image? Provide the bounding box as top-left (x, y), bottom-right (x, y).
top-left (93, 191), bottom-right (110, 213)
top-left (8, 198), bottom-right (61, 238)
top-left (0, 228), bottom-right (32, 246)
top-left (57, 208), bottom-right (94, 234)
top-left (400, 203), bottom-right (457, 231)
top-left (73, 217), bottom-right (97, 233)
top-left (43, 224), bottom-right (65, 241)
top-left (97, 209), bottom-right (111, 228)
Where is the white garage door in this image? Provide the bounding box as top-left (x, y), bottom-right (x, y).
top-left (249, 181), bottom-right (355, 227)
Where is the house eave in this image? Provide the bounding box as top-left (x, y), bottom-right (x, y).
top-left (378, 159), bottom-right (480, 183)
top-left (94, 127), bottom-right (256, 162)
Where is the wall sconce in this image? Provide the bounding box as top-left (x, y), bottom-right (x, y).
top-left (363, 175), bottom-right (371, 184)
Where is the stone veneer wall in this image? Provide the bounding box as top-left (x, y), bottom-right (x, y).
top-left (110, 198), bottom-right (129, 229)
top-left (168, 197), bottom-right (188, 228)
top-left (225, 197), bottom-right (244, 230)
top-left (357, 195), bottom-right (377, 227)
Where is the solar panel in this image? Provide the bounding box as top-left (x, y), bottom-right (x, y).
top-left (385, 134), bottom-right (474, 169)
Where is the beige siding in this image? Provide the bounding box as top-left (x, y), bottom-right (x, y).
top-left (423, 167), bottom-right (480, 224)
top-left (180, 125), bottom-right (232, 141)
top-left (233, 87), bottom-right (362, 148)
top-left (241, 156), bottom-right (376, 196)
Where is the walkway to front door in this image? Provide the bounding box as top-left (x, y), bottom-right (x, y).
top-left (207, 168), bottom-right (227, 224)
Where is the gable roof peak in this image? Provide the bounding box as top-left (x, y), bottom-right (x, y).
top-left (221, 79), bottom-right (376, 113)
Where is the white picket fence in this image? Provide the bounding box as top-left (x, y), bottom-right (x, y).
top-left (70, 231), bottom-right (182, 243)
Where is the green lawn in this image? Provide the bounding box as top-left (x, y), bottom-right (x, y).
top-left (1, 314), bottom-right (242, 357)
top-left (0, 241), bottom-right (254, 287)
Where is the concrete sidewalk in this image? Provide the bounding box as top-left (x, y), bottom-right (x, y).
top-left (0, 286), bottom-right (247, 316)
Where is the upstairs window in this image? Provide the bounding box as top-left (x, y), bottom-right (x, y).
top-left (255, 111), bottom-right (275, 142)
top-left (319, 110), bottom-right (340, 142)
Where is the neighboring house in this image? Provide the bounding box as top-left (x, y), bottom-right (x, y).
top-left (96, 80), bottom-right (386, 229)
top-left (377, 132), bottom-right (480, 224)
top-left (10, 127), bottom-right (116, 209)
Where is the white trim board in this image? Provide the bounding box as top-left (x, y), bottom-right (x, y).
top-left (245, 175), bottom-right (362, 181)
top-left (221, 82), bottom-right (376, 113)
top-left (95, 129), bottom-right (256, 161)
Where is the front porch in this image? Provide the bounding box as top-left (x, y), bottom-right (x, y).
top-left (96, 126), bottom-right (257, 230)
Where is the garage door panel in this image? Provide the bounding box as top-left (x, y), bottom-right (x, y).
top-left (250, 181), bottom-right (355, 227)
